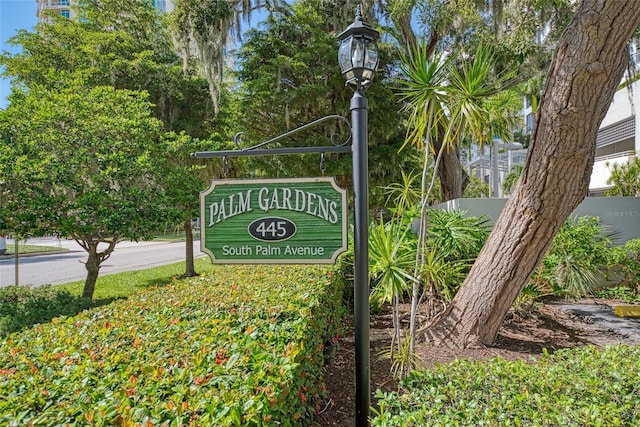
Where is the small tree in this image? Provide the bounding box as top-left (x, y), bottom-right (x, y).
top-left (502, 165), bottom-right (524, 195)
top-left (1, 1), bottom-right (220, 278)
top-left (605, 154), bottom-right (640, 197)
top-left (0, 86), bottom-right (172, 299)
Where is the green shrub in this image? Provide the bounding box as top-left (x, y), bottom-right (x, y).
top-left (372, 344), bottom-right (640, 426)
top-left (0, 285), bottom-right (92, 337)
top-left (595, 238), bottom-right (640, 302)
top-left (0, 265), bottom-right (345, 426)
top-left (335, 232), bottom-right (355, 305)
top-left (531, 216), bottom-right (619, 298)
top-left (425, 209), bottom-right (490, 264)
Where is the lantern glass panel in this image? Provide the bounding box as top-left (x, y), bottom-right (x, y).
top-left (365, 42), bottom-right (379, 70)
top-left (361, 69), bottom-right (374, 83)
top-left (338, 37), bottom-right (353, 73)
top-left (351, 38), bottom-right (366, 68)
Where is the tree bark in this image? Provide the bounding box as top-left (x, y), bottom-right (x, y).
top-left (183, 217), bottom-right (197, 277)
top-left (433, 135), bottom-right (470, 201)
top-left (77, 235), bottom-right (118, 300)
top-left (83, 244), bottom-right (101, 299)
top-left (423, 0), bottom-right (640, 348)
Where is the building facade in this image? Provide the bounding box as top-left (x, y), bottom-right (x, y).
top-left (588, 63), bottom-right (640, 195)
top-left (36, 0), bottom-right (174, 22)
top-left (36, 0), bottom-right (75, 21)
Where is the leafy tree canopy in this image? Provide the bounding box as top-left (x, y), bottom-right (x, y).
top-left (0, 84), bottom-right (172, 240)
top-left (1, 0), bottom-right (215, 137)
top-left (0, 84), bottom-right (176, 298)
top-left (605, 155), bottom-right (640, 197)
top-left (234, 0), bottom-right (419, 208)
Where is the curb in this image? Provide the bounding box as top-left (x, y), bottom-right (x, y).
top-left (0, 248), bottom-right (72, 259)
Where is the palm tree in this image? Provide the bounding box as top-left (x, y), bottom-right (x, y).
top-left (368, 220), bottom-right (416, 352)
top-left (397, 41), bottom-right (518, 362)
top-left (397, 41), bottom-right (450, 360)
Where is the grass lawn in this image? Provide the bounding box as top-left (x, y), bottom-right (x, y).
top-left (58, 257), bottom-right (217, 300)
top-left (4, 243), bottom-right (67, 255)
top-left (153, 231), bottom-right (200, 242)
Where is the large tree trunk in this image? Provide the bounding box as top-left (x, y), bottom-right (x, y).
top-left (423, 0), bottom-right (640, 348)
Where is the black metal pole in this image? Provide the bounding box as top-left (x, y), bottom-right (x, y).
top-left (351, 89), bottom-right (370, 426)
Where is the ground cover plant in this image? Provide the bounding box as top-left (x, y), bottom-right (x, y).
top-left (0, 265), bottom-right (345, 426)
top-left (371, 344), bottom-right (640, 426)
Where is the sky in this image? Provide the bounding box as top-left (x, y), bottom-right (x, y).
top-left (0, 0), bottom-right (38, 109)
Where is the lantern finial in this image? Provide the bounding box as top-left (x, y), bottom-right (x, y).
top-left (355, 5), bottom-right (363, 22)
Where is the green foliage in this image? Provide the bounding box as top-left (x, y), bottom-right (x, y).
top-left (595, 285), bottom-right (640, 304)
top-left (462, 174), bottom-right (490, 198)
top-left (0, 259), bottom-right (216, 336)
top-left (531, 217), bottom-right (617, 298)
top-left (235, 0), bottom-right (416, 208)
top-left (1, 0), bottom-right (214, 136)
top-left (0, 0), bottom-right (227, 279)
top-left (0, 286), bottom-right (92, 337)
top-left (333, 237), bottom-right (355, 310)
top-left (595, 238), bottom-right (640, 302)
top-left (502, 164), bottom-right (524, 195)
top-left (0, 265), bottom-right (345, 426)
top-left (377, 333), bottom-right (424, 381)
top-left (446, 44), bottom-right (517, 146)
top-left (426, 209), bottom-right (490, 262)
top-left (511, 282), bottom-right (547, 319)
top-left (605, 154), bottom-right (640, 197)
top-left (419, 246), bottom-right (468, 302)
top-left (372, 344), bottom-right (640, 426)
top-left (0, 85), bottom-right (171, 241)
top-left (366, 208), bottom-right (489, 303)
top-left (621, 238), bottom-right (640, 285)
top-left (369, 221), bottom-right (416, 305)
top-left (396, 43), bottom-right (449, 150)
top-left (383, 169), bottom-right (422, 216)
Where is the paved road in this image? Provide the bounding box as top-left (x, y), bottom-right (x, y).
top-left (0, 238), bottom-right (205, 287)
top-left (558, 302), bottom-right (640, 343)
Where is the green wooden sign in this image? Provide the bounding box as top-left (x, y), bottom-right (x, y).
top-left (200, 177), bottom-right (348, 264)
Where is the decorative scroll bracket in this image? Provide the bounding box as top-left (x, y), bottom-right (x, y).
top-left (190, 115), bottom-right (352, 159)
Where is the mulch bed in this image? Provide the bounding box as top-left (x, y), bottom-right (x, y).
top-left (315, 299), bottom-right (640, 426)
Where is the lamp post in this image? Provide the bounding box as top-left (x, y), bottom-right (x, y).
top-left (338, 7), bottom-right (379, 426)
top-left (491, 137), bottom-right (501, 198)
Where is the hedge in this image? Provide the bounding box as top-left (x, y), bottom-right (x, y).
top-left (372, 345), bottom-right (640, 426)
top-left (0, 265), bottom-right (345, 426)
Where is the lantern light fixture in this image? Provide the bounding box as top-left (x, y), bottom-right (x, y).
top-left (337, 6), bottom-right (380, 90)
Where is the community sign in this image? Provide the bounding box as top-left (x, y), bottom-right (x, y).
top-left (200, 177), bottom-right (348, 264)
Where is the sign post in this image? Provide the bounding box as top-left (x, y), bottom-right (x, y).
top-left (200, 177), bottom-right (348, 264)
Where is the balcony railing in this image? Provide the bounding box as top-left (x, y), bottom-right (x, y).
top-left (40, 0), bottom-right (70, 7)
top-left (595, 150), bottom-right (635, 163)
